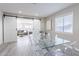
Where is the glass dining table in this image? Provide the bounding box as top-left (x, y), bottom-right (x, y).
top-left (32, 32), bottom-right (71, 56)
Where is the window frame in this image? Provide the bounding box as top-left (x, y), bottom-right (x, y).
top-left (55, 12), bottom-right (73, 34)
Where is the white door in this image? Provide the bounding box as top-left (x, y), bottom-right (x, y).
top-left (4, 16), bottom-right (17, 43)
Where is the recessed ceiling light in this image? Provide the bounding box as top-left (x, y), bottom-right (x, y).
top-left (35, 13), bottom-right (39, 16)
top-left (18, 11), bottom-right (22, 14)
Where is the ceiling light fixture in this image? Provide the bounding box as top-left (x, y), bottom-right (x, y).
top-left (35, 13), bottom-right (39, 16)
top-left (18, 11), bottom-right (22, 14)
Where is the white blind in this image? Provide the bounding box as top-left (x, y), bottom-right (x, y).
top-left (55, 12), bottom-right (73, 33)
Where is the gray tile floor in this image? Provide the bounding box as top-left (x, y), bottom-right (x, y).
top-left (0, 35), bottom-right (79, 56)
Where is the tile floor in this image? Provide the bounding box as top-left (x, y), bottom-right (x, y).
top-left (0, 35), bottom-right (79, 56)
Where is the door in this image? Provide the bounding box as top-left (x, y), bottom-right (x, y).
top-left (4, 16), bottom-right (17, 43)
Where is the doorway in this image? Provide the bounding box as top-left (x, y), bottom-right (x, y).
top-left (17, 17), bottom-right (41, 45)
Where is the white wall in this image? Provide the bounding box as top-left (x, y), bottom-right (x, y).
top-left (0, 12), bottom-right (3, 45)
top-left (46, 4), bottom-right (79, 48)
top-left (4, 16), bottom-right (17, 43)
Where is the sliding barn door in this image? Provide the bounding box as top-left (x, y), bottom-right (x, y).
top-left (4, 16), bottom-right (17, 43)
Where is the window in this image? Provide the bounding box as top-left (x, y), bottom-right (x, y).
top-left (55, 12), bottom-right (73, 33)
top-left (55, 17), bottom-right (63, 32)
top-left (64, 14), bottom-right (73, 33)
top-left (17, 18), bottom-right (33, 31)
top-left (33, 19), bottom-right (40, 31)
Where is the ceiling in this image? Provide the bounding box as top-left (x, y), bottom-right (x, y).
top-left (0, 3), bottom-right (74, 18)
